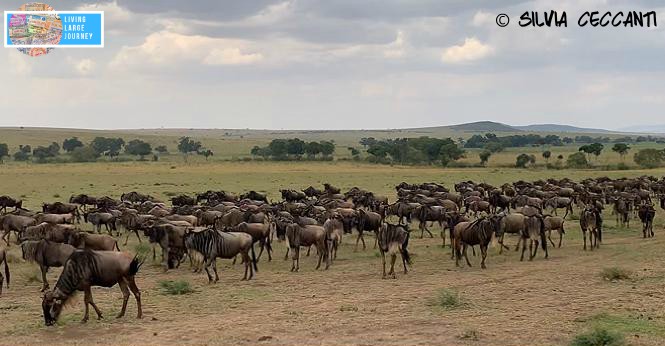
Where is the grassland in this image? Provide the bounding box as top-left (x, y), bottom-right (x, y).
top-left (1, 128), bottom-right (665, 345)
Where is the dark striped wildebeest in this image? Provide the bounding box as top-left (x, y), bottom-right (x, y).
top-left (184, 228), bottom-right (257, 282)
top-left (453, 215), bottom-right (503, 269)
top-left (377, 223), bottom-right (411, 279)
top-left (42, 250), bottom-right (143, 325)
top-left (519, 215), bottom-right (548, 261)
top-left (21, 240), bottom-right (76, 291)
top-left (638, 204), bottom-right (656, 238)
top-left (580, 206), bottom-right (601, 250)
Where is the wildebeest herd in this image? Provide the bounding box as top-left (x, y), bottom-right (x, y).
top-left (0, 175), bottom-right (663, 326)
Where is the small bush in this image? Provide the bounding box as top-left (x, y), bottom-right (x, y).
top-left (52, 194), bottom-right (60, 198)
top-left (69, 146), bottom-right (100, 163)
top-left (434, 289), bottom-right (464, 310)
top-left (458, 329), bottom-right (480, 341)
top-left (158, 280), bottom-right (194, 295)
top-left (339, 305), bottom-right (359, 312)
top-left (600, 267), bottom-right (631, 281)
top-left (567, 152), bottom-right (589, 168)
top-left (571, 328), bottom-right (624, 346)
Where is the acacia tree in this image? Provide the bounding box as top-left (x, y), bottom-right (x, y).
top-left (62, 137), bottom-right (83, 153)
top-left (479, 150), bottom-right (492, 166)
top-left (178, 137), bottom-right (202, 162)
top-left (612, 143), bottom-right (630, 161)
top-left (125, 139), bottom-right (152, 160)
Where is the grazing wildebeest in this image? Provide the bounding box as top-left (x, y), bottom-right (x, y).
top-left (42, 250), bottom-right (143, 325)
top-left (120, 191), bottom-right (154, 203)
top-left (21, 240), bottom-right (76, 291)
top-left (280, 189), bottom-right (306, 202)
top-left (84, 211), bottom-right (117, 234)
top-left (442, 211), bottom-right (469, 251)
top-left (543, 215), bottom-right (565, 248)
top-left (497, 213), bottom-right (526, 254)
top-left (194, 209), bottom-right (223, 227)
top-left (580, 206), bottom-right (601, 250)
top-left (303, 186), bottom-right (323, 198)
top-left (0, 214), bottom-right (37, 244)
top-left (69, 194), bottom-right (97, 211)
top-left (118, 211), bottom-right (154, 245)
top-left (0, 195), bottom-right (22, 213)
top-left (170, 194), bottom-right (196, 207)
top-left (236, 221), bottom-right (273, 261)
top-left (323, 183), bottom-right (341, 195)
top-left (377, 223), bottom-right (411, 279)
top-left (0, 239), bottom-right (9, 295)
top-left (638, 204), bottom-right (656, 238)
top-left (285, 224), bottom-right (329, 272)
top-left (520, 215), bottom-right (548, 261)
top-left (453, 216), bottom-right (503, 269)
top-left (69, 232), bottom-right (120, 251)
top-left (356, 209), bottom-right (382, 251)
top-left (239, 191), bottom-right (268, 203)
top-left (184, 228), bottom-right (257, 282)
top-left (489, 191), bottom-right (511, 213)
top-left (414, 205), bottom-right (447, 239)
top-left (386, 201), bottom-right (419, 224)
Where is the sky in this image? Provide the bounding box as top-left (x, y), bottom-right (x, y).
top-left (1, 0), bottom-right (665, 130)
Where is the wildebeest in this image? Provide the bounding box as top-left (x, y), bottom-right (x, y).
top-left (69, 194), bottom-right (98, 210)
top-left (414, 205), bottom-right (447, 239)
top-left (638, 204), bottom-right (656, 238)
top-left (454, 216), bottom-right (503, 269)
top-left (0, 239), bottom-right (8, 295)
top-left (580, 206), bottom-right (601, 250)
top-left (120, 191), bottom-right (154, 203)
top-left (280, 189), bottom-right (306, 202)
top-left (170, 194), bottom-right (196, 207)
top-left (323, 215), bottom-right (344, 260)
top-left (543, 215), bottom-right (565, 248)
top-left (20, 222), bottom-right (76, 243)
top-left (0, 214), bottom-right (37, 244)
top-left (42, 202), bottom-right (80, 223)
top-left (239, 191), bottom-right (268, 203)
top-left (285, 224), bottom-right (329, 272)
top-left (236, 221), bottom-right (273, 261)
top-left (0, 195), bottom-right (22, 213)
top-left (497, 213), bottom-right (526, 254)
top-left (377, 223), bottom-right (411, 279)
top-left (184, 228), bottom-right (257, 282)
top-left (84, 211), bottom-right (117, 234)
top-left (544, 197), bottom-right (573, 218)
top-left (519, 215), bottom-right (548, 261)
top-left (21, 240), bottom-right (76, 291)
top-left (42, 250), bottom-right (143, 325)
top-left (69, 232), bottom-right (120, 251)
top-left (356, 209), bottom-right (382, 251)
top-left (144, 223), bottom-right (188, 269)
top-left (35, 213), bottom-right (75, 225)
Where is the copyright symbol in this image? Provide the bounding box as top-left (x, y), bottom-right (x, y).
top-left (496, 14), bottom-right (510, 27)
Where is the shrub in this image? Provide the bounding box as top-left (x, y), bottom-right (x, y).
top-left (571, 328), bottom-right (624, 346)
top-left (567, 152), bottom-right (589, 168)
top-left (633, 148), bottom-right (665, 168)
top-left (434, 289), bottom-right (464, 310)
top-left (70, 146), bottom-right (100, 162)
top-left (600, 267), bottom-right (631, 281)
top-left (515, 153), bottom-right (536, 168)
top-left (158, 280), bottom-right (194, 295)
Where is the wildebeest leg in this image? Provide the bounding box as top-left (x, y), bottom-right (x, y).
top-left (530, 240), bottom-right (538, 261)
top-left (212, 259), bottom-right (220, 282)
top-left (381, 251), bottom-right (387, 278)
top-left (294, 248), bottom-right (300, 272)
top-left (84, 287), bottom-right (103, 322)
top-left (520, 237), bottom-right (527, 261)
top-left (558, 230), bottom-right (563, 248)
top-left (257, 240), bottom-right (265, 261)
top-left (589, 231), bottom-right (594, 251)
top-left (355, 231), bottom-right (365, 251)
top-left (306, 246), bottom-right (311, 257)
top-left (232, 255), bottom-right (238, 265)
top-left (204, 259), bottom-right (214, 283)
top-left (514, 237), bottom-right (521, 252)
top-left (242, 252), bottom-right (249, 281)
top-left (548, 230), bottom-right (556, 247)
top-left (389, 253), bottom-right (397, 279)
top-left (480, 245), bottom-right (488, 269)
top-left (124, 231), bottom-right (132, 246)
top-left (127, 276), bottom-right (142, 319)
top-left (40, 265), bottom-right (50, 292)
top-left (134, 230), bottom-right (142, 243)
top-left (284, 247), bottom-right (289, 261)
top-left (315, 245), bottom-right (323, 270)
top-left (582, 230), bottom-right (587, 250)
top-left (117, 279), bottom-right (130, 318)
top-left (462, 245), bottom-right (472, 267)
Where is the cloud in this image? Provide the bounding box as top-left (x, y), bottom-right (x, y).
top-left (74, 59), bottom-right (96, 75)
top-left (471, 11), bottom-right (492, 27)
top-left (441, 37), bottom-right (493, 64)
top-left (383, 30), bottom-right (406, 58)
top-left (110, 31), bottom-right (264, 69)
top-left (7, 51), bottom-right (31, 76)
top-left (77, 1), bottom-right (132, 22)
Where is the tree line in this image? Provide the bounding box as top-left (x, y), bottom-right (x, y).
top-left (0, 136), bottom-right (213, 163)
top-left (361, 137), bottom-right (465, 166)
top-left (250, 139), bottom-right (336, 160)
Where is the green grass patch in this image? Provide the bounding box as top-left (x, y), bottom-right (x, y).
top-left (158, 280), bottom-right (194, 295)
top-left (600, 267), bottom-right (632, 281)
top-left (571, 327), bottom-right (624, 346)
top-left (575, 313), bottom-right (665, 338)
top-left (431, 288), bottom-right (465, 310)
top-left (134, 243), bottom-right (152, 260)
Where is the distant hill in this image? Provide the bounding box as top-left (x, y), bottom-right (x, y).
top-left (617, 125), bottom-right (665, 134)
top-left (514, 124), bottom-right (613, 134)
top-left (445, 121), bottom-right (520, 132)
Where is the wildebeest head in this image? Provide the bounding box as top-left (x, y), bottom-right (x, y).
top-left (42, 291), bottom-right (64, 326)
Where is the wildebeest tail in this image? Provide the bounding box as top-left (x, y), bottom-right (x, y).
top-left (250, 243), bottom-right (258, 272)
top-left (401, 231), bottom-right (412, 265)
top-left (129, 255), bottom-right (144, 276)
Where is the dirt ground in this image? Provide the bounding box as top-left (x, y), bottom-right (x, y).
top-left (2, 216), bottom-right (665, 346)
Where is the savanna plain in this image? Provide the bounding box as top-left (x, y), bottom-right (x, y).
top-left (1, 160), bottom-right (665, 346)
